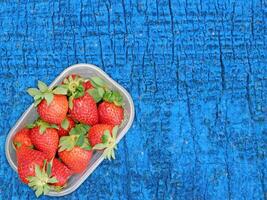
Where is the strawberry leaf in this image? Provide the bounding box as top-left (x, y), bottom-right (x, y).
top-left (112, 91), bottom-right (124, 106)
top-left (47, 161), bottom-right (52, 177)
top-left (61, 118), bottom-right (69, 130)
top-left (70, 124), bottom-right (89, 135)
top-left (38, 81), bottom-right (48, 92)
top-left (80, 138), bottom-right (92, 150)
top-left (101, 130), bottom-right (111, 144)
top-left (50, 124), bottom-right (59, 129)
top-left (35, 165), bottom-right (42, 179)
top-left (88, 89), bottom-right (101, 102)
top-left (13, 141), bottom-right (22, 148)
top-left (111, 149), bottom-right (115, 159)
top-left (93, 143), bottom-right (107, 150)
top-left (112, 126), bottom-right (119, 139)
top-left (59, 124), bottom-right (91, 151)
top-left (43, 184), bottom-right (50, 195)
top-left (68, 96), bottom-right (74, 109)
top-left (52, 186), bottom-right (63, 192)
top-left (34, 98), bottom-right (42, 107)
top-left (40, 126), bottom-right (46, 134)
top-left (76, 134), bottom-right (85, 146)
top-left (53, 86), bottom-right (68, 95)
top-left (35, 187), bottom-right (43, 197)
top-left (47, 177), bottom-right (58, 184)
top-left (44, 93), bottom-right (54, 105)
top-left (26, 123), bottom-right (35, 129)
top-left (27, 88), bottom-right (40, 96)
top-left (59, 136), bottom-right (76, 151)
top-left (27, 80), bottom-right (59, 107)
top-left (30, 119), bottom-right (58, 133)
top-left (103, 90), bottom-right (124, 106)
top-left (69, 128), bottom-right (78, 135)
top-left (73, 85), bottom-right (84, 98)
top-left (43, 160), bottom-right (47, 173)
top-left (88, 87), bottom-right (105, 103)
top-left (90, 77), bottom-right (105, 87)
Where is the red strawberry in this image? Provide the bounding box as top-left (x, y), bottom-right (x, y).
top-left (29, 120), bottom-right (59, 159)
top-left (69, 93), bottom-right (98, 125)
top-left (27, 81), bottom-right (68, 124)
top-left (17, 147), bottom-right (47, 184)
top-left (98, 101), bottom-right (124, 125)
top-left (88, 124), bottom-right (113, 147)
top-left (13, 128), bottom-right (33, 150)
top-left (89, 124), bottom-right (119, 160)
top-left (51, 159), bottom-right (73, 186)
top-left (58, 147), bottom-right (92, 173)
top-left (58, 117), bottom-right (75, 137)
top-left (19, 154), bottom-right (66, 197)
top-left (37, 95), bottom-right (68, 124)
top-left (58, 124), bottom-right (92, 173)
top-left (61, 75), bottom-right (98, 126)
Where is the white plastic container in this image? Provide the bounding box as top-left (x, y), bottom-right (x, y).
top-left (5, 63), bottom-right (135, 196)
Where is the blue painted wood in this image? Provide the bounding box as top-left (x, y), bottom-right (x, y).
top-left (0, 0), bottom-right (266, 199)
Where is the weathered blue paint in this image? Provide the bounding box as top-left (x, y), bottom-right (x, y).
top-left (0, 0), bottom-right (266, 199)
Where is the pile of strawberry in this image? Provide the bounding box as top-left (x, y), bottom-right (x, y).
top-left (12, 75), bottom-right (124, 197)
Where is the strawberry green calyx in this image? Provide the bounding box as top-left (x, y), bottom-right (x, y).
top-left (27, 160), bottom-right (58, 197)
top-left (87, 87), bottom-right (105, 103)
top-left (93, 126), bottom-right (118, 160)
top-left (103, 90), bottom-right (124, 106)
top-left (61, 118), bottom-right (70, 130)
top-left (13, 141), bottom-right (34, 149)
top-left (90, 77), bottom-right (107, 89)
top-left (62, 75), bottom-right (84, 96)
top-left (58, 124), bottom-right (91, 152)
top-left (87, 76), bottom-right (106, 102)
top-left (27, 81), bottom-right (68, 107)
top-left (62, 75), bottom-right (85, 109)
top-left (27, 119), bottom-right (58, 134)
top-left (87, 76), bottom-right (124, 106)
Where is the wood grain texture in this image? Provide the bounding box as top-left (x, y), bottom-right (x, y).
top-left (0, 0), bottom-right (266, 199)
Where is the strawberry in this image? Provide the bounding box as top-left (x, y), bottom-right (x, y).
top-left (29, 120), bottom-right (59, 159)
top-left (37, 95), bottom-right (68, 124)
top-left (51, 159), bottom-right (73, 187)
top-left (88, 124), bottom-right (114, 147)
top-left (58, 147), bottom-right (92, 173)
top-left (25, 159), bottom-right (61, 197)
top-left (58, 124), bottom-right (92, 173)
top-left (58, 117), bottom-right (75, 137)
top-left (61, 75), bottom-right (98, 126)
top-left (89, 124), bottom-right (119, 160)
top-left (13, 128), bottom-right (33, 150)
top-left (17, 146), bottom-right (47, 184)
top-left (69, 93), bottom-right (98, 125)
top-left (27, 81), bottom-right (68, 124)
top-left (20, 156), bottom-right (72, 197)
top-left (98, 101), bottom-right (124, 125)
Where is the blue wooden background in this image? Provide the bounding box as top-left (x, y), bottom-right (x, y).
top-left (0, 0), bottom-right (266, 199)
